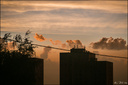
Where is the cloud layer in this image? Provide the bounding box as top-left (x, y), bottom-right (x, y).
top-left (1, 1), bottom-right (127, 13)
top-left (90, 37), bottom-right (127, 50)
top-left (1, 1), bottom-right (127, 37)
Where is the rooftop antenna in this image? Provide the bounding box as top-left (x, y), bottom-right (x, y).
top-left (84, 46), bottom-right (86, 51)
top-left (77, 44), bottom-right (78, 48)
top-left (74, 45), bottom-right (75, 49)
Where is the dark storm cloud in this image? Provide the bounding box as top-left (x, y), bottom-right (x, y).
top-left (90, 37), bottom-right (127, 50)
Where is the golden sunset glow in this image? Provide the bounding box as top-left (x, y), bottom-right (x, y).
top-left (1, 0), bottom-right (127, 84)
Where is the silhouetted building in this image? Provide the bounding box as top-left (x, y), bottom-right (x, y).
top-left (0, 58), bottom-right (44, 85)
top-left (60, 48), bottom-right (113, 85)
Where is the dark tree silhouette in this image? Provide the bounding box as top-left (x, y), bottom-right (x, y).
top-left (0, 30), bottom-right (36, 67)
top-left (0, 31), bottom-right (44, 85)
top-left (0, 30), bottom-right (37, 85)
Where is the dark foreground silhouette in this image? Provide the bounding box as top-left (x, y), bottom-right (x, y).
top-left (0, 31), bottom-right (43, 85)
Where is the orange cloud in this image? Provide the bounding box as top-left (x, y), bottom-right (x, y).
top-left (61, 43), bottom-right (67, 48)
top-left (50, 40), bottom-right (62, 45)
top-left (34, 33), bottom-right (67, 49)
top-left (34, 33), bottom-right (46, 42)
top-left (50, 39), bottom-right (67, 48)
top-left (66, 40), bottom-right (83, 48)
top-left (34, 34), bottom-right (84, 49)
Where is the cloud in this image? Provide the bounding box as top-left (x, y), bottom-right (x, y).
top-left (1, 1), bottom-right (127, 13)
top-left (49, 39), bottom-right (84, 49)
top-left (1, 1), bottom-right (127, 34)
top-left (1, 7), bottom-right (127, 34)
top-left (61, 43), bottom-right (67, 48)
top-left (90, 37), bottom-right (127, 50)
top-left (49, 39), bottom-right (67, 48)
top-left (50, 40), bottom-right (62, 45)
top-left (34, 33), bottom-right (67, 48)
top-left (66, 40), bottom-right (83, 48)
top-left (49, 39), bottom-right (83, 49)
top-left (34, 33), bottom-right (46, 42)
top-left (34, 34), bottom-right (83, 49)
top-left (40, 46), bottom-right (52, 59)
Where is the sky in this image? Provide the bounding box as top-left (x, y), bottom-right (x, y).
top-left (1, 1), bottom-right (127, 85)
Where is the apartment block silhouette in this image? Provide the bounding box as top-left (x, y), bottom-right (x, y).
top-left (60, 48), bottom-right (113, 85)
top-left (0, 58), bottom-right (44, 85)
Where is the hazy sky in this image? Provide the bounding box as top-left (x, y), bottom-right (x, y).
top-left (1, 1), bottom-right (127, 84)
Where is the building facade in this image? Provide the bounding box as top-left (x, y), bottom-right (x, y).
top-left (0, 58), bottom-right (44, 85)
top-left (60, 48), bottom-right (113, 85)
